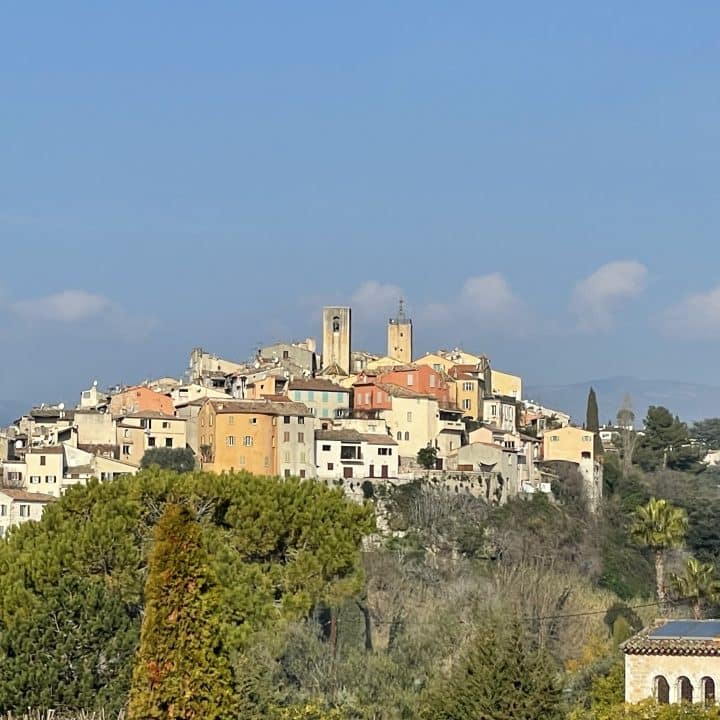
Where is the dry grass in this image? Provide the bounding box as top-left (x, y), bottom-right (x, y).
top-left (1, 711), bottom-right (124, 720)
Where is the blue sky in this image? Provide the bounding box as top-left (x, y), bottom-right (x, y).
top-left (2, 2), bottom-right (720, 417)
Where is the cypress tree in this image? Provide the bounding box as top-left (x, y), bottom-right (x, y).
top-left (586, 386), bottom-right (603, 458)
top-left (127, 502), bottom-right (235, 720)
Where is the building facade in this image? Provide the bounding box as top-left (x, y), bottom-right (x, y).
top-left (387, 300), bottom-right (412, 363)
top-left (322, 307), bottom-right (352, 375)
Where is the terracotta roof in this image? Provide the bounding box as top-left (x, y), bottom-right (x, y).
top-left (205, 399), bottom-right (313, 417)
top-left (0, 489), bottom-right (56, 502)
top-left (289, 378), bottom-right (349, 392)
top-left (65, 465), bottom-right (94, 476)
top-left (623, 620), bottom-right (720, 656)
top-left (119, 410), bottom-right (178, 419)
top-left (78, 443), bottom-right (117, 455)
top-left (26, 446), bottom-right (65, 455)
top-left (374, 383), bottom-right (435, 400)
top-left (316, 430), bottom-right (397, 445)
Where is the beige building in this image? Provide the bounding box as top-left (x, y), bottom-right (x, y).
top-left (116, 412), bottom-right (187, 467)
top-left (74, 409), bottom-right (116, 446)
top-left (489, 369), bottom-right (522, 401)
top-left (198, 399), bottom-right (315, 478)
top-left (288, 378), bottom-right (351, 422)
top-left (0, 489), bottom-right (55, 537)
top-left (482, 396), bottom-right (517, 433)
top-left (188, 347), bottom-right (245, 383)
top-left (623, 620), bottom-right (720, 705)
top-left (322, 307), bottom-right (352, 375)
top-left (387, 300), bottom-right (412, 364)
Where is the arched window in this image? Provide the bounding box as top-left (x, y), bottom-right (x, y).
top-left (703, 677), bottom-right (715, 705)
top-left (404, 431), bottom-right (410, 441)
top-left (654, 676), bottom-right (670, 704)
top-left (679, 676), bottom-right (693, 703)
top-left (332, 316), bottom-right (340, 333)
top-left (396, 431), bottom-right (402, 441)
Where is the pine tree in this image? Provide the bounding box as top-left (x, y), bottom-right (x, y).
top-left (127, 502), bottom-right (235, 720)
top-left (422, 618), bottom-right (563, 720)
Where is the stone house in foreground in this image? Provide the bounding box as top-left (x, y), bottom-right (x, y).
top-left (623, 619), bottom-right (720, 705)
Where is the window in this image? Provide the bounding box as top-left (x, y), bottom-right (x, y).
top-left (433, 363), bottom-right (441, 372)
top-left (582, 435), bottom-right (591, 441)
top-left (654, 676), bottom-right (670, 704)
top-left (30, 475), bottom-right (41, 484)
top-left (283, 416), bottom-right (291, 424)
top-left (491, 404), bottom-right (497, 416)
top-left (397, 431), bottom-right (402, 441)
top-left (429, 375), bottom-right (436, 388)
top-left (226, 435), bottom-right (236, 446)
top-left (209, 415), bottom-right (214, 426)
top-left (298, 432), bottom-right (304, 443)
top-left (378, 447), bottom-right (390, 456)
top-left (307, 391), bottom-right (315, 401)
top-left (123, 444), bottom-right (131, 455)
top-left (284, 469), bottom-right (291, 478)
top-left (462, 399), bottom-right (471, 410)
top-left (550, 435), bottom-right (560, 442)
top-left (679, 677), bottom-right (693, 703)
top-left (227, 416), bottom-right (234, 425)
top-left (165, 438), bottom-right (173, 448)
top-left (340, 445), bottom-right (361, 460)
top-left (0, 504), bottom-right (6, 516)
top-left (463, 382), bottom-right (473, 391)
top-left (407, 411), bottom-right (413, 422)
top-left (332, 315), bottom-right (341, 332)
top-left (299, 469), bottom-right (306, 479)
top-left (40, 456), bottom-right (46, 466)
top-left (336, 392), bottom-right (344, 402)
top-left (244, 436), bottom-right (253, 446)
top-left (298, 416), bottom-right (304, 425)
top-left (322, 391), bottom-right (329, 402)
top-left (300, 452), bottom-right (306, 463)
top-left (124, 428), bottom-right (130, 438)
top-left (162, 421), bottom-right (170, 429)
top-left (322, 444), bottom-right (331, 452)
top-left (407, 374), bottom-right (414, 386)
top-left (322, 408), bottom-right (329, 418)
top-left (404, 432), bottom-right (410, 441)
top-left (148, 436), bottom-right (156, 447)
top-left (45, 475), bottom-right (57, 484)
top-left (294, 391), bottom-right (302, 401)
top-left (284, 431), bottom-right (290, 442)
top-left (284, 452), bottom-right (290, 463)
top-left (702, 677), bottom-right (715, 705)
top-left (19, 505), bottom-right (30, 518)
top-left (239, 456), bottom-right (246, 465)
top-left (283, 350), bottom-right (290, 359)
top-left (327, 463), bottom-right (334, 470)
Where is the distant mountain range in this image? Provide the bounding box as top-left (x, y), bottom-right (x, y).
top-left (525, 377), bottom-right (720, 426)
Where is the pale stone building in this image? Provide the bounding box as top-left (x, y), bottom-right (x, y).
top-left (322, 307), bottom-right (352, 375)
top-left (623, 620), bottom-right (720, 705)
top-left (0, 489), bottom-right (55, 538)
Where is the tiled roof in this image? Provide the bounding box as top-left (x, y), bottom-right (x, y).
top-left (120, 410), bottom-right (178, 419)
top-left (623, 620), bottom-right (720, 656)
top-left (26, 446), bottom-right (65, 455)
top-left (206, 399), bottom-right (313, 417)
top-left (316, 430), bottom-right (398, 445)
top-left (289, 378), bottom-right (349, 392)
top-left (78, 443), bottom-right (117, 455)
top-left (0, 489), bottom-right (56, 502)
top-left (374, 383), bottom-right (434, 400)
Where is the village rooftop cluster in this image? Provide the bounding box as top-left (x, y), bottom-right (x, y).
top-left (0, 302), bottom-right (603, 535)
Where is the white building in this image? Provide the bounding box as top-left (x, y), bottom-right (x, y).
top-left (0, 489), bottom-right (55, 537)
top-left (316, 429), bottom-right (398, 482)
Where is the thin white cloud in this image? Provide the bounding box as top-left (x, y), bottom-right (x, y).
top-left (571, 261), bottom-right (648, 332)
top-left (9, 289), bottom-right (156, 341)
top-left (662, 285), bottom-right (720, 340)
top-left (12, 290), bottom-right (112, 323)
top-left (351, 280), bottom-right (404, 321)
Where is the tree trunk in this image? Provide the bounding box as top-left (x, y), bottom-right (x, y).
top-left (329, 607), bottom-right (338, 659)
top-left (357, 600), bottom-right (373, 652)
top-left (693, 599), bottom-right (702, 620)
top-left (655, 551), bottom-right (666, 602)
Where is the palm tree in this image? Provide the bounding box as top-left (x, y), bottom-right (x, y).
top-left (670, 558), bottom-right (720, 619)
top-left (630, 498), bottom-right (688, 602)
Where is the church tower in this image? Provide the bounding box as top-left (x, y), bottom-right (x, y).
top-left (387, 299), bottom-right (412, 363)
top-left (322, 307), bottom-right (352, 375)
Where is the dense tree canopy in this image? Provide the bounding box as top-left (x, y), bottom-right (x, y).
top-left (140, 446), bottom-right (196, 473)
top-left (0, 469), bottom-right (373, 714)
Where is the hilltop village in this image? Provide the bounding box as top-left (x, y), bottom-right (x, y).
top-left (0, 302), bottom-right (602, 534)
